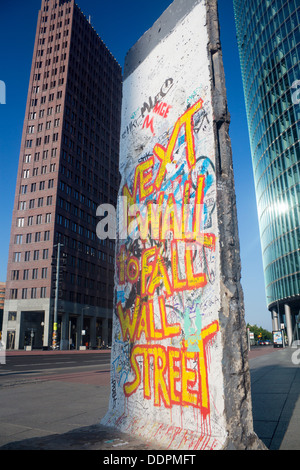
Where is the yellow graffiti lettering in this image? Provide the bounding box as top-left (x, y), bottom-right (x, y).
top-left (153, 99), bottom-right (203, 191)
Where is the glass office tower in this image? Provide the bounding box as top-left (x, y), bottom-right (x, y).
top-left (233, 0), bottom-right (300, 344)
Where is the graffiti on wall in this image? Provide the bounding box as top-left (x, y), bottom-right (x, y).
top-left (107, 84), bottom-right (223, 441)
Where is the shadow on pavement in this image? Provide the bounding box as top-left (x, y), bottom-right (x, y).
top-left (0, 424), bottom-right (159, 451)
top-left (251, 360), bottom-right (300, 450)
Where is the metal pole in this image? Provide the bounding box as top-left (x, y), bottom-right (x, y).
top-left (247, 327), bottom-right (251, 351)
top-left (52, 243), bottom-right (61, 350)
top-left (81, 307), bottom-right (89, 349)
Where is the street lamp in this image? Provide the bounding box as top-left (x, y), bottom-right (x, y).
top-left (52, 242), bottom-right (64, 350)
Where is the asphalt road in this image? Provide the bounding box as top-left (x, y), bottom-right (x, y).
top-left (0, 351), bottom-right (111, 387)
top-left (0, 347), bottom-right (270, 388)
top-left (0, 350), bottom-right (113, 448)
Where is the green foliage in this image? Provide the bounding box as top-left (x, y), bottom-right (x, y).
top-left (247, 323), bottom-right (272, 341)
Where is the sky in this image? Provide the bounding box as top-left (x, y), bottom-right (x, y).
top-left (0, 0), bottom-right (270, 330)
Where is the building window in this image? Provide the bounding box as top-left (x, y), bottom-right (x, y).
top-left (19, 201), bottom-right (26, 211)
top-left (31, 288), bottom-right (37, 299)
top-left (23, 269), bottom-right (29, 280)
top-left (8, 312), bottom-right (17, 321)
top-left (14, 235), bottom-right (23, 245)
top-left (41, 287), bottom-right (47, 298)
top-left (10, 289), bottom-right (18, 300)
top-left (45, 213), bottom-right (51, 223)
top-left (33, 250), bottom-right (39, 261)
top-left (16, 218), bottom-right (24, 227)
top-left (13, 252), bottom-right (21, 263)
top-left (41, 267), bottom-right (48, 279)
top-left (24, 251), bottom-right (31, 262)
top-left (32, 268), bottom-right (38, 279)
top-left (22, 288), bottom-right (28, 299)
top-left (11, 270), bottom-right (19, 280)
top-left (43, 249), bottom-right (49, 259)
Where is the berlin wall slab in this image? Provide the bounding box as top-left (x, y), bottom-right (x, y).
top-left (101, 0), bottom-right (266, 450)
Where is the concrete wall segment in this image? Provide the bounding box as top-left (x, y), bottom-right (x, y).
top-left (124, 0), bottom-right (203, 80)
top-left (102, 0), bottom-right (266, 450)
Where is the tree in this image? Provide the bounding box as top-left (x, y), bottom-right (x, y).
top-left (247, 323), bottom-right (272, 342)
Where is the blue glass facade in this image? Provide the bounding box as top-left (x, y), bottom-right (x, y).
top-left (233, 0), bottom-right (300, 338)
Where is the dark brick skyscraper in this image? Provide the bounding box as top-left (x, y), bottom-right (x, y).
top-left (3, 0), bottom-right (122, 350)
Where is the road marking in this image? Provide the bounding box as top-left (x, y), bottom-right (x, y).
top-left (12, 361), bottom-right (77, 367)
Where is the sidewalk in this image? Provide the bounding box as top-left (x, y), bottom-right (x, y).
top-left (250, 346), bottom-right (300, 450)
top-left (0, 346), bottom-right (299, 451)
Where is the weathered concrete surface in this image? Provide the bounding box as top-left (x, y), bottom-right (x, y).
top-left (206, 0), bottom-right (265, 450)
top-left (101, 0), bottom-right (266, 450)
